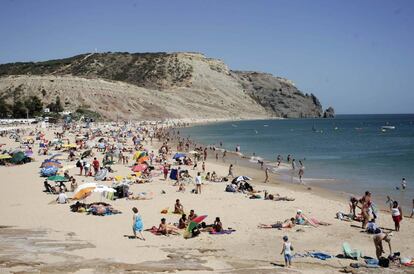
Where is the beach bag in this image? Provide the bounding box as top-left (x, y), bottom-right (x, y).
top-left (225, 185), bottom-right (236, 192)
top-left (379, 257), bottom-right (389, 268)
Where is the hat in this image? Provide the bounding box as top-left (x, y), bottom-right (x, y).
top-left (297, 209), bottom-right (302, 213)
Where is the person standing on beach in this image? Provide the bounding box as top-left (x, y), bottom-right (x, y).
top-left (410, 199), bottom-right (414, 218)
top-left (215, 152), bottom-right (219, 161)
top-left (228, 164), bottom-right (234, 178)
top-left (291, 159), bottom-right (296, 170)
top-left (280, 236), bottom-right (293, 268)
top-left (391, 201), bottom-right (403, 231)
top-left (277, 155), bottom-right (282, 167)
top-left (92, 157), bottom-right (100, 175)
top-left (195, 172), bottom-right (202, 194)
top-left (264, 167), bottom-right (269, 183)
top-left (132, 207), bottom-right (145, 240)
top-left (202, 161), bottom-right (206, 172)
top-left (222, 150), bottom-right (227, 161)
top-left (203, 148), bottom-right (207, 161)
top-left (401, 178), bottom-right (407, 190)
top-left (287, 155), bottom-right (291, 163)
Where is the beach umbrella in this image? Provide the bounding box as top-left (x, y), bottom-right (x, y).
top-left (132, 164), bottom-right (147, 172)
top-left (186, 215), bottom-right (207, 233)
top-left (73, 183), bottom-right (97, 200)
top-left (41, 161), bottom-right (62, 168)
top-left (233, 176), bottom-right (252, 183)
top-left (0, 154), bottom-right (12, 160)
top-left (173, 153), bottom-right (186, 159)
top-left (48, 153), bottom-right (63, 160)
top-left (137, 156), bottom-right (149, 164)
top-left (47, 175), bottom-right (69, 182)
top-left (81, 149), bottom-right (92, 158)
top-left (95, 168), bottom-right (109, 181)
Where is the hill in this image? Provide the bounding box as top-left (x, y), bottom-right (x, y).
top-left (0, 52), bottom-right (333, 120)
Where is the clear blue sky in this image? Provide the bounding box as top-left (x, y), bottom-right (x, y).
top-left (1, 0), bottom-right (413, 114)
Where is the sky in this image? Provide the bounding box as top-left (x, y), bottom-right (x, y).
top-left (1, 0), bottom-right (413, 114)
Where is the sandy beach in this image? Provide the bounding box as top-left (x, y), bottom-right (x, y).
top-left (1, 122), bottom-right (414, 274)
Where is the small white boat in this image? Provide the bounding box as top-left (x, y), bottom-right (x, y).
top-left (381, 126), bottom-right (395, 130)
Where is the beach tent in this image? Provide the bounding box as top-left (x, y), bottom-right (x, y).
top-left (40, 166), bottom-right (58, 177)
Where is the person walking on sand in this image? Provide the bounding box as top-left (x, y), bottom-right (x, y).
top-left (132, 207), bottom-right (145, 240)
top-left (264, 167), bottom-right (269, 183)
top-left (391, 201), bottom-right (403, 231)
top-left (280, 236), bottom-right (293, 268)
top-left (222, 150), bottom-right (227, 161)
top-left (298, 160), bottom-right (305, 183)
top-left (228, 164), bottom-right (234, 178)
top-left (195, 172), bottom-right (202, 194)
top-left (291, 159), bottom-right (296, 170)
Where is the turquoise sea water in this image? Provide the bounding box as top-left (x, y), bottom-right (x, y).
top-left (180, 114), bottom-right (414, 209)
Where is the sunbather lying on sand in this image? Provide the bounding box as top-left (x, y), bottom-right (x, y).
top-left (264, 191), bottom-right (295, 201)
top-left (258, 218), bottom-right (296, 229)
top-left (295, 210), bottom-right (331, 227)
top-left (158, 218), bottom-right (180, 236)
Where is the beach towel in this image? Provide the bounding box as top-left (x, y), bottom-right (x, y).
top-left (342, 242), bottom-right (361, 260)
top-left (145, 226), bottom-right (162, 235)
top-left (364, 258), bottom-right (379, 268)
top-left (209, 229), bottom-right (236, 235)
top-left (310, 252), bottom-right (332, 260)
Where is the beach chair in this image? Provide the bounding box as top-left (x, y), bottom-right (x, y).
top-left (342, 242), bottom-right (361, 260)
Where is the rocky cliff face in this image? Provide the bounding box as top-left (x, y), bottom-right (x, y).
top-left (232, 71), bottom-right (323, 118)
top-left (0, 52), bottom-right (331, 120)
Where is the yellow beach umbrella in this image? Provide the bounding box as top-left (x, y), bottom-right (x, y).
top-left (73, 183), bottom-right (97, 200)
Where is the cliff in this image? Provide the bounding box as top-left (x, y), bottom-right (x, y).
top-left (0, 52), bottom-right (331, 120)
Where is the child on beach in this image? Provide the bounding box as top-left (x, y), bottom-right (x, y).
top-left (132, 207), bottom-right (145, 240)
top-left (280, 236), bottom-right (293, 267)
top-left (391, 201), bottom-right (403, 231)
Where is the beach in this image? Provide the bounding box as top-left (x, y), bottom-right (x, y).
top-left (1, 122), bottom-right (414, 274)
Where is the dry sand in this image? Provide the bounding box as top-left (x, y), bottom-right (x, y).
top-left (1, 124), bottom-right (414, 274)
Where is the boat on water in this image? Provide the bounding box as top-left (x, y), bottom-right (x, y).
top-left (381, 126), bottom-right (396, 130)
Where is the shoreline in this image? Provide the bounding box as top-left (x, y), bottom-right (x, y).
top-left (174, 119), bottom-right (412, 213)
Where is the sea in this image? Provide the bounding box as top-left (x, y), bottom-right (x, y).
top-left (180, 114), bottom-right (414, 210)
